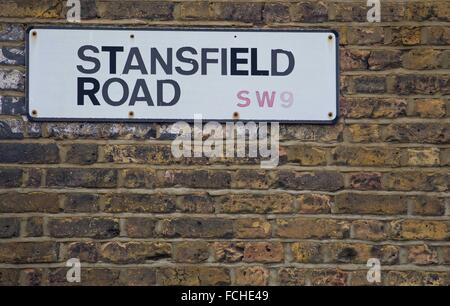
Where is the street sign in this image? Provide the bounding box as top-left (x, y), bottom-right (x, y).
top-left (27, 27), bottom-right (339, 123)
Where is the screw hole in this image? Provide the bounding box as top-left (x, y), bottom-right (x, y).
top-left (328, 112), bottom-right (333, 118)
top-left (32, 31), bottom-right (37, 37)
top-left (129, 111), bottom-right (134, 117)
top-left (130, 34), bottom-right (135, 38)
top-left (31, 110), bottom-right (37, 116)
top-left (328, 34), bottom-right (333, 40)
top-left (232, 112), bottom-right (239, 120)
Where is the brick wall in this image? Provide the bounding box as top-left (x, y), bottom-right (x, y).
top-left (0, 0), bottom-right (449, 286)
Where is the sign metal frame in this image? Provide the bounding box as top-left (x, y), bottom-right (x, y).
top-left (26, 26), bottom-right (340, 124)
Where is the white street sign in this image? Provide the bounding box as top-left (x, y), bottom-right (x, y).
top-left (27, 27), bottom-right (339, 123)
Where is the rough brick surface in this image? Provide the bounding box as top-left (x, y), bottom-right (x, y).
top-left (0, 0), bottom-right (449, 287)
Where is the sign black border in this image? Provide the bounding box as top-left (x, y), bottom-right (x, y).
top-left (26, 25), bottom-right (340, 124)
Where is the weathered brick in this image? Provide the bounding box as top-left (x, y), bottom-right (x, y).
top-left (118, 268), bottom-right (156, 286)
top-left (47, 267), bottom-right (121, 286)
top-left (276, 218), bottom-right (350, 239)
top-left (345, 124), bottom-right (382, 143)
top-left (232, 169), bottom-right (272, 189)
top-left (347, 27), bottom-right (384, 45)
top-left (0, 169), bottom-right (22, 187)
top-left (404, 1), bottom-right (434, 21)
top-left (280, 268), bottom-right (349, 286)
top-left (331, 146), bottom-right (401, 166)
top-left (104, 193), bottom-right (176, 213)
top-left (382, 172), bottom-right (448, 191)
top-left (280, 124), bottom-right (343, 142)
top-left (424, 26), bottom-right (450, 45)
top-left (0, 96), bottom-right (25, 115)
top-left (382, 123), bottom-right (449, 144)
top-left (0, 242), bottom-right (58, 263)
top-left (120, 169), bottom-right (148, 188)
top-left (46, 123), bottom-right (157, 140)
top-left (0, 69), bottom-right (24, 91)
top-left (412, 99), bottom-right (447, 118)
top-left (278, 268), bottom-right (308, 285)
top-left (0, 47), bottom-right (24, 65)
top-left (389, 27), bottom-right (421, 45)
top-left (48, 217), bottom-right (120, 239)
top-left (348, 172), bottom-right (382, 190)
top-left (352, 76), bottom-right (387, 94)
top-left (410, 196), bottom-right (446, 216)
top-left (340, 49), bottom-right (370, 71)
top-left (341, 97), bottom-right (407, 119)
top-left (402, 49), bottom-right (442, 70)
top-left (21, 268), bottom-right (43, 286)
top-left (24, 168), bottom-right (42, 187)
top-left (103, 144), bottom-right (172, 164)
top-left (157, 267), bottom-right (230, 285)
top-left (25, 217), bottom-right (43, 237)
top-left (292, 1), bottom-right (328, 22)
top-left (264, 3), bottom-right (290, 23)
top-left (405, 148), bottom-right (440, 166)
top-left (0, 0), bottom-right (62, 17)
top-left (0, 143), bottom-right (59, 164)
top-left (326, 243), bottom-right (399, 264)
top-left (211, 2), bottom-right (262, 23)
top-left (96, 0), bottom-right (173, 20)
top-left (65, 241), bottom-right (98, 263)
top-left (385, 271), bottom-right (449, 286)
top-left (380, 2), bottom-right (406, 22)
top-left (0, 218), bottom-right (20, 238)
top-left (234, 218), bottom-right (271, 238)
top-left (0, 24), bottom-right (24, 41)
top-left (285, 145), bottom-right (328, 165)
top-left (178, 1), bottom-right (210, 20)
top-left (389, 219), bottom-right (449, 241)
top-left (393, 75), bottom-right (444, 95)
top-left (331, 2), bottom-right (366, 22)
top-left (176, 193), bottom-right (215, 213)
top-left (278, 171), bottom-right (344, 191)
top-left (157, 170), bottom-right (231, 189)
top-left (441, 246), bottom-right (450, 264)
top-left (212, 242), bottom-right (244, 263)
top-left (407, 245), bottom-right (439, 265)
top-left (234, 266), bottom-right (269, 286)
top-left (368, 50), bottom-right (402, 70)
top-left (0, 269), bottom-right (19, 285)
top-left (335, 193), bottom-right (407, 215)
top-left (159, 217), bottom-right (233, 238)
top-left (244, 242), bottom-right (284, 263)
top-left (297, 193), bottom-right (333, 214)
top-left (290, 242), bottom-right (323, 263)
top-left (310, 269), bottom-right (349, 286)
top-left (46, 168), bottom-right (117, 188)
top-left (432, 2), bottom-right (450, 21)
top-left (351, 220), bottom-right (389, 241)
top-left (64, 193), bottom-right (100, 213)
top-left (218, 193), bottom-right (295, 214)
top-left (0, 192), bottom-right (60, 213)
top-left (349, 270), bottom-right (383, 286)
top-left (441, 148), bottom-right (450, 166)
top-left (126, 217), bottom-right (157, 238)
top-left (173, 241), bottom-right (209, 263)
top-left (99, 241), bottom-right (171, 263)
top-left (64, 144), bottom-right (98, 165)
top-left (0, 121), bottom-right (23, 141)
